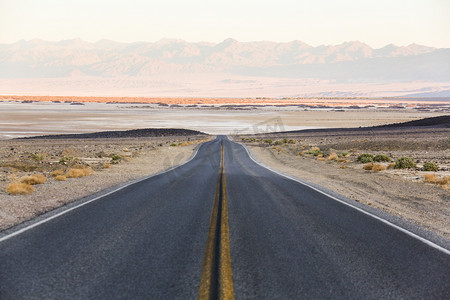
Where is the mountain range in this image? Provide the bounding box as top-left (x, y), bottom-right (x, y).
top-left (0, 39), bottom-right (449, 97)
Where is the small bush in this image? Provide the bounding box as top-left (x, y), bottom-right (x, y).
top-left (422, 162), bottom-right (438, 172)
top-left (20, 174), bottom-right (47, 185)
top-left (50, 169), bottom-right (65, 177)
top-left (282, 138), bottom-right (289, 144)
top-left (424, 174), bottom-right (449, 186)
top-left (170, 143), bottom-right (177, 147)
top-left (31, 154), bottom-right (45, 161)
top-left (372, 164), bottom-right (387, 171)
top-left (424, 174), bottom-right (438, 183)
top-left (327, 153), bottom-right (338, 160)
top-left (55, 175), bottom-right (67, 181)
top-left (264, 139), bottom-right (273, 144)
top-left (394, 157), bottom-right (416, 169)
top-left (363, 163), bottom-right (374, 170)
top-left (307, 147), bottom-right (323, 156)
top-left (287, 139), bottom-right (296, 144)
top-left (373, 154), bottom-right (391, 162)
top-left (66, 167), bottom-right (92, 178)
top-left (357, 153), bottom-right (374, 163)
top-left (59, 156), bottom-right (78, 165)
top-left (111, 154), bottom-right (122, 164)
top-left (340, 152), bottom-right (349, 158)
top-left (6, 182), bottom-right (34, 195)
top-left (274, 140), bottom-right (283, 146)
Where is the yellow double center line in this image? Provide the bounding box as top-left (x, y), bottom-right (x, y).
top-left (198, 143), bottom-right (234, 300)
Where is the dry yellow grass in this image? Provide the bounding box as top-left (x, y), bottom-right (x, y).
top-left (437, 176), bottom-right (449, 186)
top-left (337, 159), bottom-right (347, 163)
top-left (423, 174), bottom-right (450, 186)
top-left (317, 157), bottom-right (327, 161)
top-left (55, 175), bottom-right (67, 181)
top-left (363, 163), bottom-right (374, 170)
top-left (50, 169), bottom-right (65, 177)
top-left (372, 164), bottom-right (387, 171)
top-left (6, 182), bottom-right (34, 195)
top-left (340, 165), bottom-right (347, 169)
top-left (424, 174), bottom-right (439, 183)
top-left (387, 163), bottom-right (395, 169)
top-left (327, 153), bottom-right (338, 160)
top-left (363, 163), bottom-right (387, 171)
top-left (65, 167), bottom-right (92, 178)
top-left (19, 174), bottom-right (47, 185)
top-left (103, 163), bottom-right (111, 169)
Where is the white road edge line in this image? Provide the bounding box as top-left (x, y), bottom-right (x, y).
top-left (240, 143), bottom-right (450, 255)
top-left (0, 143), bottom-right (203, 243)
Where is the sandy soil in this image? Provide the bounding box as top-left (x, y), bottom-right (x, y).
top-left (0, 136), bottom-right (210, 231)
top-left (237, 128), bottom-right (449, 239)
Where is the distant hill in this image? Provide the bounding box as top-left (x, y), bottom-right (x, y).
top-left (19, 128), bottom-right (207, 140)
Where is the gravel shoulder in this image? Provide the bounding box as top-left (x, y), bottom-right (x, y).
top-left (0, 136), bottom-right (210, 231)
top-left (236, 126), bottom-right (449, 239)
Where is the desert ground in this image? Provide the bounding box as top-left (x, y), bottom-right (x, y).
top-left (0, 133), bottom-right (210, 230)
top-left (235, 118), bottom-right (449, 239)
top-left (0, 97), bottom-right (448, 240)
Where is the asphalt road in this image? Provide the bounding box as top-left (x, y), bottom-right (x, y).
top-left (1, 136), bottom-right (449, 299)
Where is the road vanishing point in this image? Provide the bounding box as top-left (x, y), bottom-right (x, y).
top-left (1, 136), bottom-right (449, 299)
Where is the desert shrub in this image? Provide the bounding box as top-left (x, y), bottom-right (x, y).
top-left (307, 147), bottom-right (323, 156)
top-left (387, 163), bottom-right (395, 169)
top-left (20, 174), bottom-right (47, 185)
top-left (373, 154), bottom-right (391, 162)
top-left (50, 169), bottom-right (65, 177)
top-left (422, 162), bottom-right (438, 172)
top-left (363, 163), bottom-right (374, 170)
top-left (264, 139), bottom-right (273, 144)
top-left (66, 167), bottom-right (92, 178)
top-left (282, 138), bottom-right (288, 144)
top-left (424, 174), bottom-right (438, 183)
top-left (274, 140), bottom-right (283, 146)
top-left (372, 164), bottom-right (387, 171)
top-left (6, 182), bottom-right (34, 195)
top-left (111, 154), bottom-right (122, 164)
top-left (287, 139), bottom-right (296, 144)
top-left (339, 151), bottom-right (349, 158)
top-left (170, 143), bottom-right (177, 146)
top-left (357, 153), bottom-right (374, 163)
top-left (424, 174), bottom-right (449, 185)
top-left (327, 153), bottom-right (338, 160)
top-left (59, 156), bottom-right (78, 165)
top-left (31, 153), bottom-right (45, 161)
top-left (394, 157), bottom-right (416, 169)
top-left (55, 175), bottom-right (67, 181)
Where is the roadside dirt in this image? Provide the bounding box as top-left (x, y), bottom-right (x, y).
top-left (0, 136), bottom-right (210, 231)
top-left (237, 125), bottom-right (449, 239)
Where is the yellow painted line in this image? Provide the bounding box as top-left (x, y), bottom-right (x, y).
top-left (199, 144), bottom-right (234, 300)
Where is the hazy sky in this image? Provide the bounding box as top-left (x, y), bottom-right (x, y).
top-left (1, 0), bottom-right (449, 47)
